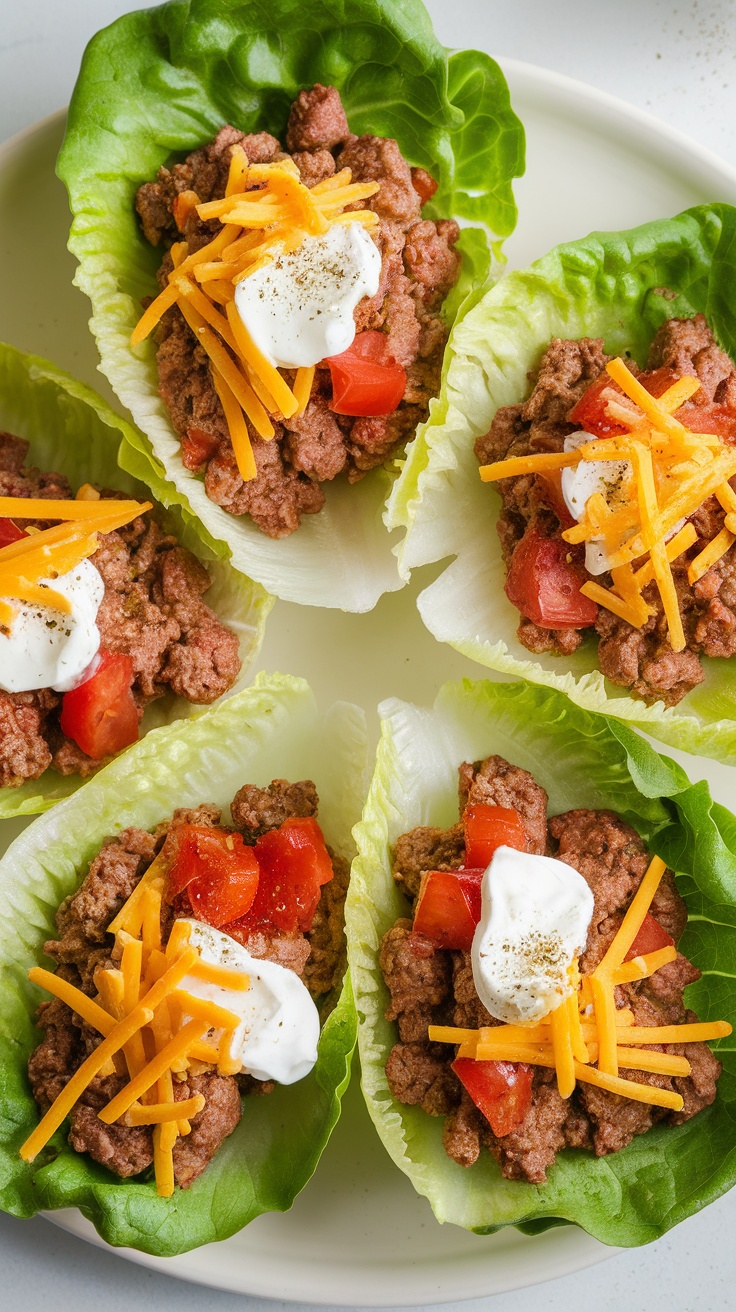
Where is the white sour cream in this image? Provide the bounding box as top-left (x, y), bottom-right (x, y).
top-left (234, 222), bottom-right (381, 369)
top-left (471, 846), bottom-right (594, 1025)
top-left (0, 559), bottom-right (105, 694)
top-left (560, 431), bottom-right (632, 576)
top-left (178, 919), bottom-right (320, 1085)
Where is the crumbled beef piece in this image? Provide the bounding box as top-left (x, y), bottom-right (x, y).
top-left (649, 313), bottom-right (736, 402)
top-left (303, 851), bottom-right (349, 997)
top-left (282, 394), bottom-right (348, 481)
top-left (0, 690), bottom-right (56, 787)
top-left (443, 1091), bottom-right (483, 1168)
top-left (596, 601), bottom-right (706, 708)
top-left (451, 952), bottom-right (494, 1029)
top-left (286, 84), bottom-right (350, 153)
top-left (232, 926), bottom-right (312, 976)
top-left (383, 276), bottom-right (422, 368)
top-left (392, 821), bottom-right (465, 902)
top-left (152, 546), bottom-right (241, 703)
top-left (485, 1073), bottom-right (572, 1183)
top-left (641, 952), bottom-right (700, 1019)
top-left (380, 920), bottom-right (451, 1043)
top-left (522, 338), bottom-right (611, 427)
top-left (670, 1016), bottom-right (722, 1123)
top-left (549, 809), bottom-right (651, 950)
top-left (205, 440), bottom-right (325, 537)
top-left (28, 997), bottom-right (82, 1110)
top-left (346, 406), bottom-right (425, 475)
top-left (458, 755), bottom-right (548, 855)
top-left (0, 432), bottom-right (29, 472)
top-left (402, 219), bottom-right (461, 308)
top-left (46, 827), bottom-right (157, 988)
top-left (68, 1073), bottom-right (156, 1178)
top-left (230, 778), bottom-right (318, 839)
top-left (171, 1071), bottom-right (242, 1188)
top-left (155, 307), bottom-right (228, 448)
top-left (385, 1041), bottom-right (459, 1115)
top-left (291, 149), bottom-right (336, 188)
top-left (650, 871), bottom-right (688, 941)
top-left (337, 134), bottom-right (421, 228)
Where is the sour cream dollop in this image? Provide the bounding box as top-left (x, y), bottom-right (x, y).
top-left (471, 846), bottom-right (594, 1025)
top-left (0, 559), bottom-right (104, 694)
top-left (234, 222), bottom-right (382, 369)
top-left (560, 431), bottom-right (632, 576)
top-left (178, 919), bottom-right (321, 1085)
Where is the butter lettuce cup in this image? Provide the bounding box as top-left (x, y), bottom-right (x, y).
top-left (345, 678), bottom-right (736, 1245)
top-left (0, 341), bottom-right (270, 820)
top-left (0, 673), bottom-right (365, 1255)
top-left (57, 0), bottom-right (524, 612)
top-left (388, 203), bottom-right (736, 763)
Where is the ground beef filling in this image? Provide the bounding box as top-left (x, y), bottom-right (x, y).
top-left (475, 314), bottom-right (736, 706)
top-left (0, 433), bottom-right (241, 788)
top-left (28, 778), bottom-right (348, 1187)
top-left (135, 84), bottom-right (461, 539)
top-left (380, 755), bottom-right (721, 1184)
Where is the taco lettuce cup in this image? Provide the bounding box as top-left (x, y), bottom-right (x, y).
top-left (0, 673), bottom-right (365, 1254)
top-left (345, 678), bottom-right (736, 1246)
top-left (0, 341), bottom-right (270, 820)
top-left (387, 203), bottom-right (736, 764)
top-left (57, 0), bottom-right (524, 612)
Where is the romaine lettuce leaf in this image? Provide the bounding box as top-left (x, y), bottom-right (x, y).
top-left (386, 203), bottom-right (736, 764)
top-left (345, 677), bottom-right (736, 1246)
top-left (57, 0), bottom-right (524, 612)
top-left (0, 341), bottom-right (271, 819)
top-left (0, 673), bottom-right (366, 1254)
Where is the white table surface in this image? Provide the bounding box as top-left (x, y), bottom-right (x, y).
top-left (1, 1), bottom-right (736, 1309)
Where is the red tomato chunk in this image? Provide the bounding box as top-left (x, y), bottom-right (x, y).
top-left (182, 426), bottom-right (220, 471)
top-left (505, 525), bottom-right (598, 629)
top-left (414, 869), bottom-right (485, 952)
top-left (0, 518), bottom-right (25, 547)
top-left (625, 912), bottom-right (675, 961)
top-left (463, 803), bottom-right (526, 868)
top-left (167, 825), bottom-right (260, 927)
top-left (452, 1057), bottom-right (534, 1137)
top-left (327, 331), bottom-right (406, 416)
top-left (59, 652), bottom-right (139, 759)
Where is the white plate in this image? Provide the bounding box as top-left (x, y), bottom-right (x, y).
top-left (2, 57), bottom-right (736, 1306)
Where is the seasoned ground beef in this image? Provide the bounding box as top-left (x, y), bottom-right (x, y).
top-left (28, 778), bottom-right (348, 1188)
top-left (135, 84), bottom-right (461, 538)
top-left (0, 434), bottom-right (241, 788)
top-left (475, 315), bottom-right (736, 705)
top-left (381, 755), bottom-right (721, 1184)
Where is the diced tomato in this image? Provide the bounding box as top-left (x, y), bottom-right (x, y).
top-left (463, 804), bottom-right (526, 868)
top-left (59, 652), bottom-right (139, 760)
top-left (166, 825), bottom-right (261, 928)
top-left (505, 524), bottom-right (598, 628)
top-left (414, 869), bottom-right (485, 951)
top-left (636, 366), bottom-right (679, 398)
top-left (181, 427), bottom-right (220, 471)
top-left (327, 331), bottom-right (406, 416)
top-left (624, 912), bottom-right (675, 961)
top-left (452, 1057), bottom-right (534, 1137)
top-left (677, 402), bottom-right (736, 443)
top-left (230, 816), bottom-right (334, 935)
top-left (537, 470), bottom-right (575, 529)
top-left (0, 518), bottom-right (26, 547)
top-left (568, 375), bottom-right (629, 439)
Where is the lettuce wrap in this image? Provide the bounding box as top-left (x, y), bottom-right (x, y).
top-left (345, 677), bottom-right (736, 1246)
top-left (0, 341), bottom-right (271, 819)
top-left (386, 203), bottom-right (736, 764)
top-left (56, 0), bottom-right (524, 612)
top-left (0, 672), bottom-right (365, 1254)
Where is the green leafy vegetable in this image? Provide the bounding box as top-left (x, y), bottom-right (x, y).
top-left (345, 677), bottom-right (736, 1245)
top-left (0, 340), bottom-right (270, 819)
top-left (57, 0), bottom-right (524, 612)
top-left (387, 203), bottom-right (736, 763)
top-left (0, 673), bottom-right (366, 1254)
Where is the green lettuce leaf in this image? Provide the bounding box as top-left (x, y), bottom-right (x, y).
top-left (0, 673), bottom-right (366, 1254)
top-left (386, 203), bottom-right (736, 764)
top-left (56, 0), bottom-right (524, 612)
top-left (345, 678), bottom-right (736, 1246)
top-left (0, 341), bottom-right (271, 819)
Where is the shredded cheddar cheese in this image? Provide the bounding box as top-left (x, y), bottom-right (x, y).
top-left (0, 496), bottom-right (150, 631)
top-left (479, 360), bottom-right (736, 649)
top-left (21, 856), bottom-right (251, 1198)
top-left (131, 155), bottom-right (380, 482)
top-left (428, 854), bottom-right (731, 1114)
